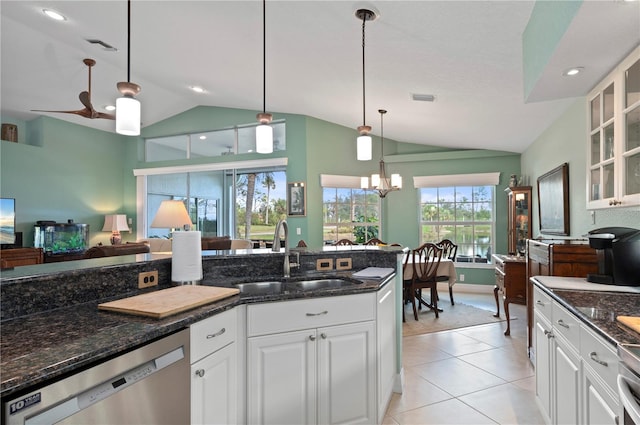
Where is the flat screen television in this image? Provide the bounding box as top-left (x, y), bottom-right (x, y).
top-left (0, 198), bottom-right (16, 247)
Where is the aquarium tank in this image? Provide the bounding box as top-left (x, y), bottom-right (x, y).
top-left (34, 223), bottom-right (89, 255)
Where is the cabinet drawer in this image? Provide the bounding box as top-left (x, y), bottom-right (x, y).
top-left (190, 308), bottom-right (237, 363)
top-left (533, 286), bottom-right (552, 322)
top-left (552, 302), bottom-right (580, 350)
top-left (580, 324), bottom-right (618, 394)
top-left (247, 293), bottom-right (376, 337)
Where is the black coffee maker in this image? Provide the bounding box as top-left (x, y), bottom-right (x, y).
top-left (587, 227), bottom-right (640, 286)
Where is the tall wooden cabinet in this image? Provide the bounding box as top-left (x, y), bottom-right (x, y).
top-left (505, 186), bottom-right (532, 255)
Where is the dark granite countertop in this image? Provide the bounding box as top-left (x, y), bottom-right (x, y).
top-left (532, 278), bottom-right (640, 347)
top-left (0, 272), bottom-right (392, 399)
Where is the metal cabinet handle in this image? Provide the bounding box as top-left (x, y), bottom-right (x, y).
top-left (195, 369), bottom-right (205, 377)
top-left (536, 300), bottom-right (546, 306)
top-left (544, 329), bottom-right (554, 339)
top-left (589, 351), bottom-right (608, 367)
top-left (556, 319), bottom-right (570, 329)
top-left (306, 311), bottom-right (328, 317)
top-left (206, 328), bottom-right (226, 339)
top-left (321, 333), bottom-right (327, 339)
top-left (309, 335), bottom-right (316, 341)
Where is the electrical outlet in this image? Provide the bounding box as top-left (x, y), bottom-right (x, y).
top-left (316, 258), bottom-right (334, 271)
top-left (459, 274), bottom-right (465, 282)
top-left (336, 258), bottom-right (352, 270)
top-left (138, 270), bottom-right (158, 289)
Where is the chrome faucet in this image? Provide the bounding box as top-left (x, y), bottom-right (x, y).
top-left (273, 219), bottom-right (299, 278)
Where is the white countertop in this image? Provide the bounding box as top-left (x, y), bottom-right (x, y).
top-left (533, 275), bottom-right (640, 293)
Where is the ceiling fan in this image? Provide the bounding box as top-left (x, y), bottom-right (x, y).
top-left (32, 58), bottom-right (115, 120)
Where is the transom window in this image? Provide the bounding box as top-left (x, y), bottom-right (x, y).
top-left (419, 185), bottom-right (494, 263)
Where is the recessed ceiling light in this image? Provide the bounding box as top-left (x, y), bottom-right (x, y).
top-left (563, 67), bottom-right (584, 77)
top-left (104, 105), bottom-right (116, 111)
top-left (190, 86), bottom-right (205, 93)
top-left (412, 93), bottom-right (436, 102)
top-left (43, 9), bottom-right (66, 21)
top-left (199, 135), bottom-right (207, 140)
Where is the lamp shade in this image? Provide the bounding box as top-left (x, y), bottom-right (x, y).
top-left (102, 214), bottom-right (130, 232)
top-left (256, 123), bottom-right (273, 153)
top-left (116, 95), bottom-right (140, 136)
top-left (151, 200), bottom-right (192, 230)
top-left (357, 135), bottom-right (372, 161)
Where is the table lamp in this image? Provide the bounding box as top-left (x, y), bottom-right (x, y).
top-left (150, 200), bottom-right (193, 231)
top-left (102, 214), bottom-right (130, 245)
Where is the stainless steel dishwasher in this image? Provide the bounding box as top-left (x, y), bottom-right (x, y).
top-left (4, 329), bottom-right (190, 425)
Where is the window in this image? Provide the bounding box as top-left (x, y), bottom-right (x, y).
top-left (145, 121), bottom-right (286, 162)
top-left (322, 187), bottom-right (380, 244)
top-left (419, 185), bottom-right (494, 263)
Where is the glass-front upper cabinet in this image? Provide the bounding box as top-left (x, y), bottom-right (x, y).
top-left (587, 46), bottom-right (640, 209)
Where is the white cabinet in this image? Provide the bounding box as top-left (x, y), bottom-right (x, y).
top-left (246, 293), bottom-right (378, 425)
top-left (533, 285), bottom-right (620, 425)
top-left (190, 308), bottom-right (240, 425)
top-left (376, 282), bottom-right (396, 420)
top-left (587, 45), bottom-right (640, 209)
top-left (534, 287), bottom-right (581, 425)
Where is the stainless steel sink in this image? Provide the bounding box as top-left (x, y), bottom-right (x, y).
top-left (289, 278), bottom-right (355, 291)
top-left (236, 281), bottom-right (284, 295)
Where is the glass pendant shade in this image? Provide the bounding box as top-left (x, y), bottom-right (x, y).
top-left (256, 123), bottom-right (273, 154)
top-left (116, 95), bottom-right (140, 136)
top-left (391, 174), bottom-right (403, 188)
top-left (357, 135), bottom-right (372, 161)
top-left (360, 177), bottom-right (369, 189)
top-left (371, 173), bottom-right (381, 188)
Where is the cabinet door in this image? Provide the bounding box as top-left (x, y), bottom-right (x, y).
top-left (247, 330), bottom-right (316, 425)
top-left (535, 314), bottom-right (553, 423)
top-left (583, 366), bottom-right (619, 425)
top-left (191, 342), bottom-right (237, 425)
top-left (555, 337), bottom-right (581, 424)
top-left (317, 321), bottom-right (376, 425)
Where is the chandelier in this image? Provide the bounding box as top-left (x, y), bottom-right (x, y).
top-left (361, 109), bottom-right (402, 198)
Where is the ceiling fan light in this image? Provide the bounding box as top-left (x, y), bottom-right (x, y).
top-left (357, 135), bottom-right (372, 161)
top-left (256, 123), bottom-right (273, 154)
top-left (116, 95), bottom-right (140, 136)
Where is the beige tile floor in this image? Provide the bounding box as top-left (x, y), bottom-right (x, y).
top-left (383, 291), bottom-right (545, 425)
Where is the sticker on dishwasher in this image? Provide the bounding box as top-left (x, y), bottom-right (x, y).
top-left (9, 392), bottom-right (41, 415)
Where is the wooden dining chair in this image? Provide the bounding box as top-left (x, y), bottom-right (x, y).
top-left (364, 238), bottom-right (385, 245)
top-left (437, 239), bottom-right (458, 305)
top-left (334, 239), bottom-right (355, 246)
top-left (408, 243), bottom-right (443, 320)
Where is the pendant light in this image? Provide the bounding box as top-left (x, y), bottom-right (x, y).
top-left (361, 109), bottom-right (402, 198)
top-left (256, 0), bottom-right (273, 154)
top-left (116, 0), bottom-right (141, 136)
top-left (355, 8), bottom-right (376, 161)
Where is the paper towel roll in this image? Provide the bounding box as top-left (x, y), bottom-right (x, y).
top-left (171, 231), bottom-right (203, 284)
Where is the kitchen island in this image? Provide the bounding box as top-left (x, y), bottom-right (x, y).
top-left (1, 245), bottom-right (403, 424)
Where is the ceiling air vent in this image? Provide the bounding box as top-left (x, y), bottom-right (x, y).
top-left (411, 93), bottom-right (436, 102)
top-left (85, 39), bottom-right (117, 52)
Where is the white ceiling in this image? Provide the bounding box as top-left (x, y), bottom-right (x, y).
top-left (1, 1), bottom-right (639, 154)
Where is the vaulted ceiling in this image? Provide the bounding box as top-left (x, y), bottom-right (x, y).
top-left (1, 1), bottom-right (639, 153)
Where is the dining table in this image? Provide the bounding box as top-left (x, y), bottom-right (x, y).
top-left (402, 256), bottom-right (458, 315)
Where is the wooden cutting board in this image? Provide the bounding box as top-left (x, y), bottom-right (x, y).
top-left (99, 286), bottom-right (240, 319)
top-left (617, 316), bottom-right (640, 333)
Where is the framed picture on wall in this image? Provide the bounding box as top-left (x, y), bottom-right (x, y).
top-left (287, 182), bottom-right (306, 216)
top-left (537, 162), bottom-right (570, 236)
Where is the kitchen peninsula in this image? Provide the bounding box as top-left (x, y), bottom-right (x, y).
top-left (1, 246), bottom-right (403, 424)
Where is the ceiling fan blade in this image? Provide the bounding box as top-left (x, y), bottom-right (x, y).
top-left (95, 112), bottom-right (116, 120)
top-left (79, 91), bottom-right (92, 110)
top-left (32, 108), bottom-right (93, 118)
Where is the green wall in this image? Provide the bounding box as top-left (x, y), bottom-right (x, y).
top-left (521, 98), bottom-right (640, 236)
top-left (2, 106), bottom-right (526, 285)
